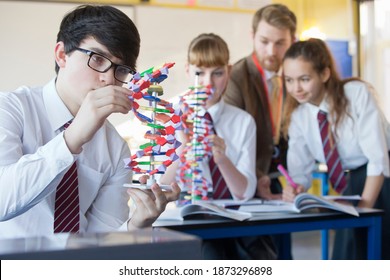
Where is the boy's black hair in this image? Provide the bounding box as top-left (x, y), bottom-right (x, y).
top-left (55, 5), bottom-right (140, 73)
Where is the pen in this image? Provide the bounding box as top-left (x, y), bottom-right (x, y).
top-left (277, 164), bottom-right (298, 189)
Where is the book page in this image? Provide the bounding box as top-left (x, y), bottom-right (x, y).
top-left (239, 194), bottom-right (359, 216)
top-left (239, 201), bottom-right (298, 213)
top-left (156, 207), bottom-right (184, 221)
top-left (324, 195), bottom-right (361, 201)
top-left (295, 194), bottom-right (359, 216)
top-left (192, 201), bottom-right (252, 221)
top-left (156, 201), bottom-right (252, 221)
top-left (211, 198), bottom-right (264, 208)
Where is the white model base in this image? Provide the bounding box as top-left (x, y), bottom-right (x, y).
top-left (123, 183), bottom-right (172, 191)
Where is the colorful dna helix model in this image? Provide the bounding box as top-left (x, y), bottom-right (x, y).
top-left (123, 63), bottom-right (183, 186)
top-left (177, 79), bottom-right (215, 203)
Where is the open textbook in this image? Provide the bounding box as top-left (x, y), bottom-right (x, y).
top-left (238, 193), bottom-right (360, 217)
top-left (157, 194), bottom-right (360, 222)
top-left (157, 201), bottom-right (253, 221)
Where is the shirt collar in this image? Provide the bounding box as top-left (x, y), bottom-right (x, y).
top-left (206, 99), bottom-right (225, 126)
top-left (265, 69), bottom-right (282, 81)
top-left (43, 78), bottom-right (74, 133)
top-left (265, 70), bottom-right (275, 81)
top-left (305, 99), bottom-right (330, 115)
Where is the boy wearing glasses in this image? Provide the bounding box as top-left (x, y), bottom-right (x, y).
top-left (0, 5), bottom-right (180, 238)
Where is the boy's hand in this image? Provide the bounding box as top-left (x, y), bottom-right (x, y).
top-left (64, 86), bottom-right (133, 153)
top-left (126, 183), bottom-right (181, 229)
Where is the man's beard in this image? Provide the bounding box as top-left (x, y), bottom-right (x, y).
top-left (261, 56), bottom-right (280, 72)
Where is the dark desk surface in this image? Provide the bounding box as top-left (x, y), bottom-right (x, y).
top-left (154, 208), bottom-right (383, 233)
top-left (154, 208), bottom-right (383, 259)
top-left (0, 228), bottom-right (201, 260)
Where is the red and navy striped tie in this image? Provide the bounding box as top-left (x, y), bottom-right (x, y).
top-left (203, 112), bottom-right (232, 199)
top-left (54, 121), bottom-right (80, 233)
top-left (318, 110), bottom-right (347, 194)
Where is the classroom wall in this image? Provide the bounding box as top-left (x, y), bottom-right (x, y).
top-left (0, 1), bottom-right (253, 127)
top-left (0, 1), bottom-right (85, 91)
top-left (279, 0), bottom-right (353, 40)
top-left (359, 1), bottom-right (390, 120)
top-left (40, 0), bottom-right (353, 41)
top-left (0, 0), bottom-right (357, 128)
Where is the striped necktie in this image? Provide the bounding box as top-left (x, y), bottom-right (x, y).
top-left (203, 112), bottom-right (232, 199)
top-left (317, 110), bottom-right (347, 194)
top-left (54, 121), bottom-right (80, 233)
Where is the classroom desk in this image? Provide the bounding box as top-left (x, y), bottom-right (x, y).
top-left (153, 208), bottom-right (383, 260)
top-left (0, 228), bottom-right (201, 260)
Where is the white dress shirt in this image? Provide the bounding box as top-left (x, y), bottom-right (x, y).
top-left (287, 80), bottom-right (390, 189)
top-left (195, 100), bottom-right (257, 200)
top-left (0, 79), bottom-right (132, 238)
top-left (265, 69), bottom-right (278, 97)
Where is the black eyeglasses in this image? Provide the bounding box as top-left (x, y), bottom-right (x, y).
top-left (75, 47), bottom-right (136, 84)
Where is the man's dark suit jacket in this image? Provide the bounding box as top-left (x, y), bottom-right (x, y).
top-left (224, 54), bottom-right (288, 179)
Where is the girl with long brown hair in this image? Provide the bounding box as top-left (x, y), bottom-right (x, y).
top-left (282, 38), bottom-right (390, 259)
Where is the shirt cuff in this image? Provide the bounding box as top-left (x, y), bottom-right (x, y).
top-left (38, 132), bottom-right (76, 174)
